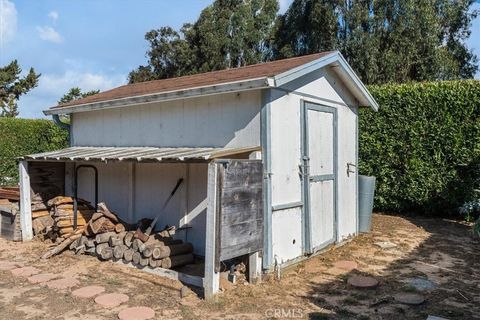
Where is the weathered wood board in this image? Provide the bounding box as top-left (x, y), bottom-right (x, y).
top-left (216, 160), bottom-right (263, 262)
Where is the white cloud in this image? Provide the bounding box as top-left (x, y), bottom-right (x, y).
top-left (36, 26), bottom-right (63, 43)
top-left (0, 0), bottom-right (17, 47)
top-left (41, 71), bottom-right (125, 96)
top-left (17, 70), bottom-right (126, 118)
top-left (48, 11), bottom-right (59, 22)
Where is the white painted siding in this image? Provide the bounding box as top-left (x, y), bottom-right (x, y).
top-left (269, 68), bottom-right (359, 264)
top-left (76, 161), bottom-right (208, 256)
top-left (271, 207), bottom-right (303, 264)
top-left (71, 91), bottom-right (261, 148)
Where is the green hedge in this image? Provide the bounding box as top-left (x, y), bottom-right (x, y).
top-left (360, 80), bottom-right (480, 215)
top-left (0, 118), bottom-right (68, 186)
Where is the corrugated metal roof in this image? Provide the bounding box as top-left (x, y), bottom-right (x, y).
top-left (20, 146), bottom-right (260, 163)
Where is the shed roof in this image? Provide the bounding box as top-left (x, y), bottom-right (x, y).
top-left (20, 146), bottom-right (260, 163)
top-left (44, 51), bottom-right (378, 115)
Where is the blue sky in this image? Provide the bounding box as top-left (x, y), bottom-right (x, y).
top-left (0, 0), bottom-right (478, 118)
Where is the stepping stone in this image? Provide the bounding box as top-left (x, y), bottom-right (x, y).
top-left (72, 285), bottom-right (106, 298)
top-left (334, 260), bottom-right (358, 271)
top-left (374, 241), bottom-right (397, 249)
top-left (118, 307), bottom-right (155, 320)
top-left (46, 278), bottom-right (80, 290)
top-left (347, 275), bottom-right (379, 289)
top-left (27, 273), bottom-right (58, 284)
top-left (394, 293), bottom-right (425, 305)
top-left (0, 261), bottom-right (20, 271)
top-left (95, 293), bottom-right (129, 308)
top-left (405, 278), bottom-right (437, 291)
top-left (11, 266), bottom-right (40, 277)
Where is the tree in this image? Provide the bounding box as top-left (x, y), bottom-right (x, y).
top-left (128, 0), bottom-right (279, 83)
top-left (0, 60), bottom-right (40, 117)
top-left (58, 87), bottom-right (100, 105)
top-left (273, 0), bottom-right (478, 84)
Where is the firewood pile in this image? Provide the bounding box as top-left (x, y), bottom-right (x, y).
top-left (40, 199), bottom-right (194, 270)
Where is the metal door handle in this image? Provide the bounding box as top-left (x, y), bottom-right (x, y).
top-left (347, 163), bottom-right (356, 177)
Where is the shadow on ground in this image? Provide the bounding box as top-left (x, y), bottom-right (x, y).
top-left (303, 215), bottom-right (480, 319)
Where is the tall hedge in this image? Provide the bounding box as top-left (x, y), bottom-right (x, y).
top-left (360, 80), bottom-right (480, 215)
top-left (0, 118), bottom-right (68, 186)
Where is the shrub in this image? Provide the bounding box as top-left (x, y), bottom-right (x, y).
top-left (0, 118), bottom-right (68, 185)
top-left (359, 80), bottom-right (480, 215)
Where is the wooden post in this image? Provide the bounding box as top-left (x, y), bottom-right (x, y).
top-left (204, 162), bottom-right (219, 300)
top-left (127, 162), bottom-right (135, 224)
top-left (19, 160), bottom-right (33, 241)
top-left (248, 251), bottom-right (262, 284)
top-left (64, 162), bottom-right (74, 196)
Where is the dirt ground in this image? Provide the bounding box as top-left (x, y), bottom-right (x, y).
top-left (0, 213), bottom-right (478, 319)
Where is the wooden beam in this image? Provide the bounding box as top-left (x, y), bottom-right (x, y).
top-left (64, 162), bottom-right (74, 196)
top-left (127, 162), bottom-right (135, 223)
top-left (19, 161), bottom-right (33, 241)
top-left (204, 162), bottom-right (219, 300)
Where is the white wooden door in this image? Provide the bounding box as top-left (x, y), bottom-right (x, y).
top-left (302, 102), bottom-right (337, 253)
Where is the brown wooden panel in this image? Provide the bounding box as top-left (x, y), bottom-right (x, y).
top-left (217, 160), bottom-right (263, 261)
top-left (29, 162), bottom-right (65, 204)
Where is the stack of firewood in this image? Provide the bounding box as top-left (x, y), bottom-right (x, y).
top-left (48, 196), bottom-right (96, 237)
top-left (42, 201), bottom-right (194, 270)
top-left (69, 229), bottom-right (195, 269)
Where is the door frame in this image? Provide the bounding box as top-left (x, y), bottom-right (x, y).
top-left (300, 100), bottom-right (338, 254)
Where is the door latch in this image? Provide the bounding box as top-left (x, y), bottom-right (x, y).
top-left (347, 163), bottom-right (356, 177)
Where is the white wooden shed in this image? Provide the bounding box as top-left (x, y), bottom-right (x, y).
top-left (19, 51), bottom-right (378, 298)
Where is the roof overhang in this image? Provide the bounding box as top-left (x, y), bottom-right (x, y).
top-left (44, 51), bottom-right (378, 116)
top-left (20, 146), bottom-right (261, 163)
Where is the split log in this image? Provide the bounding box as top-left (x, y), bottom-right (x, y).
top-left (115, 223), bottom-right (125, 233)
top-left (113, 245), bottom-right (128, 260)
top-left (69, 238), bottom-right (80, 250)
top-left (158, 243), bottom-right (193, 259)
top-left (124, 231), bottom-right (134, 247)
top-left (85, 247), bottom-right (96, 255)
top-left (99, 247), bottom-right (113, 260)
top-left (139, 257), bottom-right (149, 267)
top-left (85, 239), bottom-right (96, 248)
top-left (41, 233), bottom-right (81, 259)
top-left (132, 238), bottom-right (145, 252)
top-left (56, 219), bottom-right (87, 228)
top-left (89, 217), bottom-right (116, 234)
top-left (142, 245), bottom-right (156, 258)
top-left (151, 247), bottom-right (164, 260)
top-left (123, 248), bottom-right (134, 262)
top-left (95, 243), bottom-right (109, 256)
top-left (32, 216), bottom-right (54, 234)
top-left (97, 202), bottom-right (119, 223)
top-left (95, 232), bottom-right (116, 244)
top-left (132, 252), bottom-right (141, 265)
top-left (32, 210), bottom-right (50, 218)
top-left (91, 212), bottom-right (104, 221)
top-left (31, 202), bottom-right (48, 212)
top-left (148, 257), bottom-right (159, 268)
top-left (109, 235), bottom-right (123, 247)
top-left (162, 253), bottom-right (194, 269)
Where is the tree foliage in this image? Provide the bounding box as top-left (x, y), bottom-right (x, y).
top-left (360, 80), bottom-right (480, 215)
top-left (58, 87), bottom-right (100, 105)
top-left (128, 0), bottom-right (279, 83)
top-left (0, 60), bottom-right (40, 117)
top-left (273, 0), bottom-right (478, 84)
